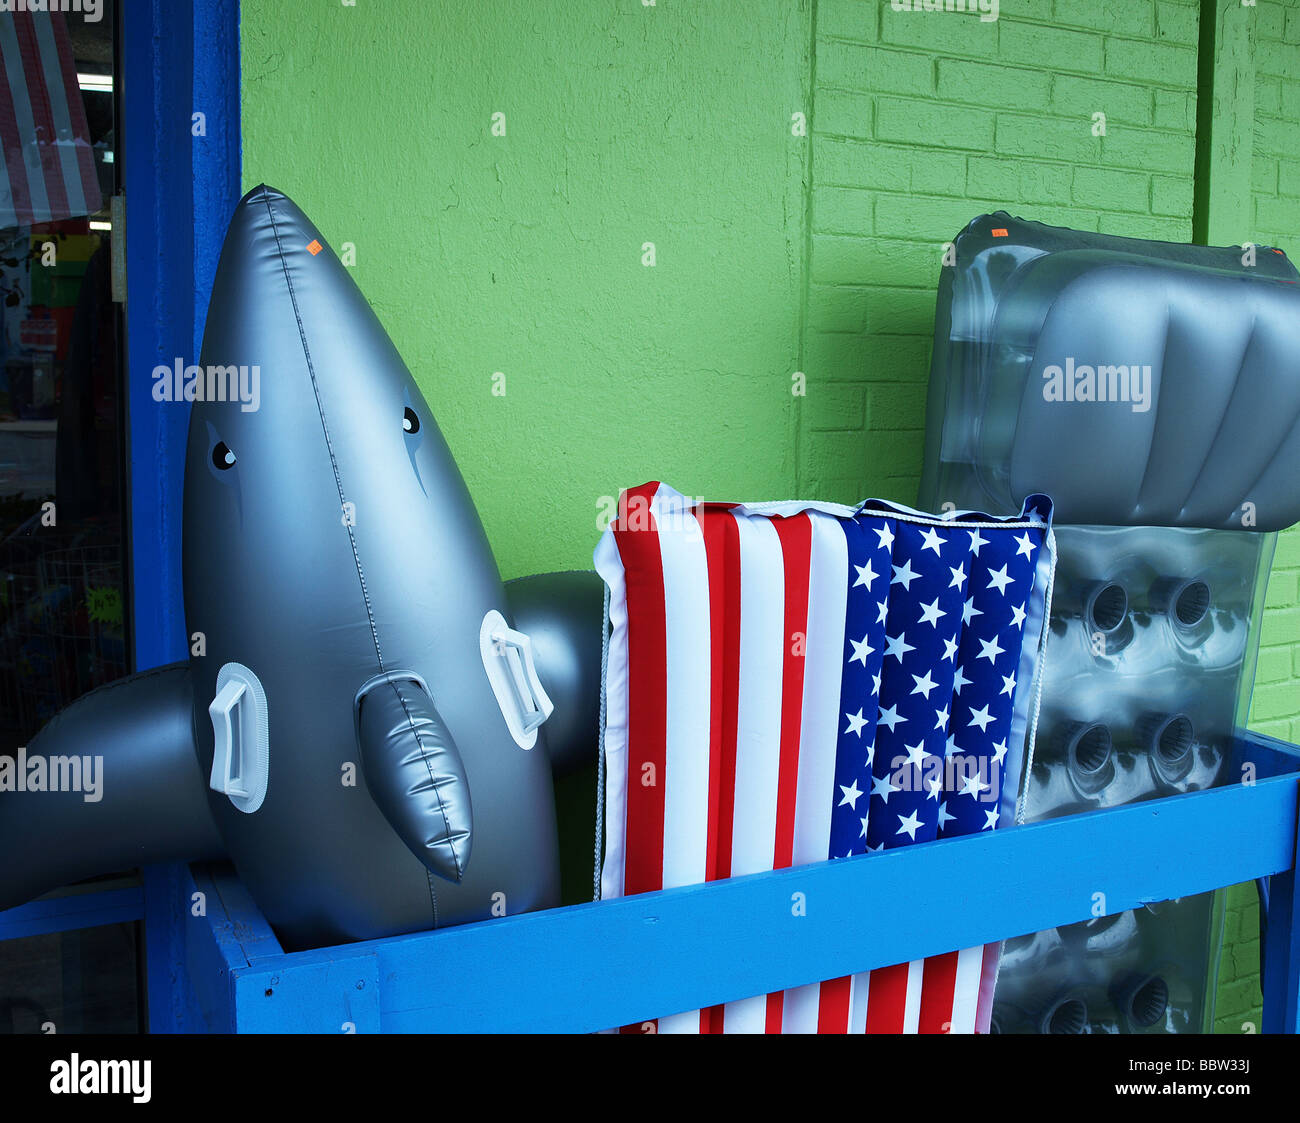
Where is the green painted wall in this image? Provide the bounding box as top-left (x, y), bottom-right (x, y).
top-left (798, 0), bottom-right (1200, 507)
top-left (240, 0), bottom-right (1299, 1030)
top-left (241, 0), bottom-right (810, 579)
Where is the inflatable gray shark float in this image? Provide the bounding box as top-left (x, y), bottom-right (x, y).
top-left (0, 186), bottom-right (603, 951)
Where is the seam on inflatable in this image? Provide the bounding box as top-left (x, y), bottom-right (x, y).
top-left (425, 870), bottom-right (439, 929)
top-left (387, 676), bottom-right (463, 885)
top-left (260, 190), bottom-right (387, 674)
top-left (261, 191), bottom-right (445, 922)
top-left (1235, 365), bottom-right (1300, 519)
top-left (1131, 301), bottom-right (1172, 516)
top-left (1176, 310), bottom-right (1257, 520)
top-left (729, 497), bottom-right (1044, 531)
top-left (57, 661), bottom-right (185, 705)
top-left (854, 511), bottom-right (1043, 531)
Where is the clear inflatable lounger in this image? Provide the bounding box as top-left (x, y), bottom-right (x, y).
top-left (918, 212), bottom-right (1300, 1034)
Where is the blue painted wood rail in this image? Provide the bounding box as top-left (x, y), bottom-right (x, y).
top-left (156, 732), bottom-right (1300, 1034)
top-left (0, 886), bottom-right (144, 942)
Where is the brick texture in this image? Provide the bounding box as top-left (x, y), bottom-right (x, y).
top-left (797, 0), bottom-right (1298, 1035)
top-left (798, 0), bottom-right (1198, 502)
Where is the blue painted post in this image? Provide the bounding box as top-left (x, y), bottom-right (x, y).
top-left (139, 866), bottom-right (190, 1032)
top-left (123, 0), bottom-right (192, 670)
top-left (121, 0), bottom-right (241, 1032)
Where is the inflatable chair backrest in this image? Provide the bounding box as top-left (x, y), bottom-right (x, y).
top-left (921, 212), bottom-right (1300, 531)
top-left (919, 213), bottom-right (1300, 1035)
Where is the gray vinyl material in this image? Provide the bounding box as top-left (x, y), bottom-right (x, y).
top-left (504, 570), bottom-right (605, 778)
top-left (182, 185), bottom-right (560, 948)
top-left (0, 664), bottom-right (225, 911)
top-left (921, 213), bottom-right (1300, 531)
top-left (920, 212), bottom-right (1295, 1034)
top-left (355, 673), bottom-right (473, 884)
top-left (0, 187), bottom-right (608, 952)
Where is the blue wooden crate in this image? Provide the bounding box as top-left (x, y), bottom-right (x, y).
top-left (128, 731), bottom-right (1300, 1033)
top-left (3, 730), bottom-right (1297, 1031)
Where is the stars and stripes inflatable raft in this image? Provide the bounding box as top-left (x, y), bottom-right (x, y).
top-left (595, 482), bottom-right (1055, 1033)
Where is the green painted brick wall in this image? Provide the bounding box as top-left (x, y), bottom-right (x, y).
top-left (798, 0), bottom-right (1202, 510)
top-left (239, 0), bottom-right (1299, 1030)
top-left (1212, 0), bottom-right (1300, 1034)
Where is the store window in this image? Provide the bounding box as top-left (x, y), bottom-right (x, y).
top-left (0, 0), bottom-right (140, 1035)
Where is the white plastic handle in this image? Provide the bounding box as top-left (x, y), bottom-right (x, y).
top-left (493, 625), bottom-right (551, 733)
top-left (210, 679), bottom-right (249, 798)
top-left (207, 662), bottom-right (270, 813)
top-left (479, 611), bottom-right (554, 748)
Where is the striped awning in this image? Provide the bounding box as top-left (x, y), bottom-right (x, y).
top-left (0, 9), bottom-right (102, 229)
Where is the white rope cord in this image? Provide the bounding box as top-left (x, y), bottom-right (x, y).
top-left (1016, 526), bottom-right (1057, 826)
top-left (735, 495), bottom-right (1048, 534)
top-left (857, 511), bottom-right (1047, 532)
top-left (593, 581), bottom-right (610, 902)
top-left (851, 498), bottom-right (1048, 532)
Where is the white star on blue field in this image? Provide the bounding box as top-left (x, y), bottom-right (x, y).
top-left (828, 509), bottom-right (1044, 858)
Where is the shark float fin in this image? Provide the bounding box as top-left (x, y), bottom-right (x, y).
top-left (504, 570), bottom-right (605, 778)
top-left (0, 664), bottom-right (225, 912)
top-left (354, 673), bottom-right (472, 883)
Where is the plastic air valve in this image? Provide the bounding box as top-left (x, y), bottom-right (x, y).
top-left (1056, 577), bottom-right (1130, 639)
top-left (1150, 576), bottom-right (1211, 629)
top-left (479, 610), bottom-right (554, 750)
top-left (1112, 973), bottom-right (1170, 1029)
top-left (208, 661), bottom-right (270, 813)
top-left (1052, 720), bottom-right (1114, 797)
top-left (1139, 711), bottom-right (1196, 786)
top-left (1072, 580), bottom-right (1129, 635)
top-left (1040, 994), bottom-right (1088, 1035)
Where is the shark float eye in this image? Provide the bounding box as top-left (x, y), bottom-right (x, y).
top-left (401, 401), bottom-right (426, 494)
top-left (212, 441), bottom-right (237, 470)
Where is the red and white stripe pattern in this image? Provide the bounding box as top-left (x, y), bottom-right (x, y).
top-left (0, 8), bottom-right (101, 227)
top-left (595, 482), bottom-right (1049, 1033)
top-left (598, 483), bottom-right (850, 1033)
